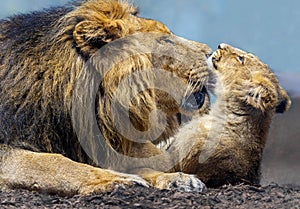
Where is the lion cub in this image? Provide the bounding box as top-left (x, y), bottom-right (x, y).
top-left (164, 43), bottom-right (291, 187)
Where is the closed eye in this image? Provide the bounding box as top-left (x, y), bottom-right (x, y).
top-left (238, 55), bottom-right (245, 64)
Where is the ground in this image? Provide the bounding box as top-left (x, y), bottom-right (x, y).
top-left (1, 184), bottom-right (300, 208)
top-left (0, 98), bottom-right (299, 208)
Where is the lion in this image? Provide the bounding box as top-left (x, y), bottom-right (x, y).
top-left (155, 43), bottom-right (291, 188)
top-left (0, 0), bottom-right (290, 196)
top-left (0, 0), bottom-right (212, 195)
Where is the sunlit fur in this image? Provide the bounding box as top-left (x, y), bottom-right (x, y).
top-left (167, 43), bottom-right (291, 187)
top-left (0, 0), bottom-right (212, 195)
top-left (0, 0), bottom-right (171, 155)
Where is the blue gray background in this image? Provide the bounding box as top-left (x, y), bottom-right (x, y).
top-left (1, 0), bottom-right (299, 95)
top-left (1, 0), bottom-right (300, 184)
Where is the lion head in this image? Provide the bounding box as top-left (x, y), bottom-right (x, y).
top-left (0, 0), bottom-right (212, 167)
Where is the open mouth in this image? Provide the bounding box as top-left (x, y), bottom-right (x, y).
top-left (207, 52), bottom-right (216, 70)
top-left (206, 51), bottom-right (218, 93)
top-left (207, 47), bottom-right (224, 71)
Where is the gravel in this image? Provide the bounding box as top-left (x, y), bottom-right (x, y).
top-left (1, 183), bottom-right (300, 208)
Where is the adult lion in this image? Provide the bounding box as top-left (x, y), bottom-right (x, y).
top-left (0, 0), bottom-right (290, 196)
top-left (0, 0), bottom-right (211, 195)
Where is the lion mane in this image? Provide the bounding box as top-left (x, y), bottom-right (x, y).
top-left (0, 0), bottom-right (212, 195)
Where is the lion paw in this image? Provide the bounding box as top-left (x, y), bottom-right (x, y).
top-left (154, 172), bottom-right (207, 193)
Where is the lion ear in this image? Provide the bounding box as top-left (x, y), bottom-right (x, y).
top-left (275, 87), bottom-right (291, 113)
top-left (73, 20), bottom-right (125, 55)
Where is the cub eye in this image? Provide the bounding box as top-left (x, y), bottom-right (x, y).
top-left (238, 55), bottom-right (245, 64)
top-left (131, 8), bottom-right (140, 16)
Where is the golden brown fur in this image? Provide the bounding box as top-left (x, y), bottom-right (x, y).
top-left (164, 43), bottom-right (291, 187)
top-left (0, 0), bottom-right (290, 195)
top-left (0, 0), bottom-right (211, 195)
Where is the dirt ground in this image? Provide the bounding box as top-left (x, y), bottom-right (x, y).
top-left (1, 98), bottom-right (299, 208)
top-left (1, 184), bottom-right (300, 208)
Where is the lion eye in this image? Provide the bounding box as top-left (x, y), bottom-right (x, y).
top-left (182, 87), bottom-right (207, 111)
top-left (238, 55), bottom-right (245, 64)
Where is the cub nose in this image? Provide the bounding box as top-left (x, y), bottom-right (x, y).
top-left (218, 43), bottom-right (228, 50)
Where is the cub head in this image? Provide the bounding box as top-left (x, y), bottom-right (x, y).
top-left (59, 1), bottom-right (213, 154)
top-left (208, 43), bottom-right (291, 113)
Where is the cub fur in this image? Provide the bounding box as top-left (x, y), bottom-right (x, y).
top-left (166, 43), bottom-right (291, 187)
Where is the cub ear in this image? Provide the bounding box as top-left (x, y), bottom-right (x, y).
top-left (73, 20), bottom-right (126, 55)
top-left (275, 88), bottom-right (291, 113)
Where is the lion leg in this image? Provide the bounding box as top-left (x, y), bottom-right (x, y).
top-left (0, 145), bottom-right (148, 196)
top-left (126, 142), bottom-right (206, 193)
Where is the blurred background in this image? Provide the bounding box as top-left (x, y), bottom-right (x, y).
top-left (1, 0), bottom-right (299, 185)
